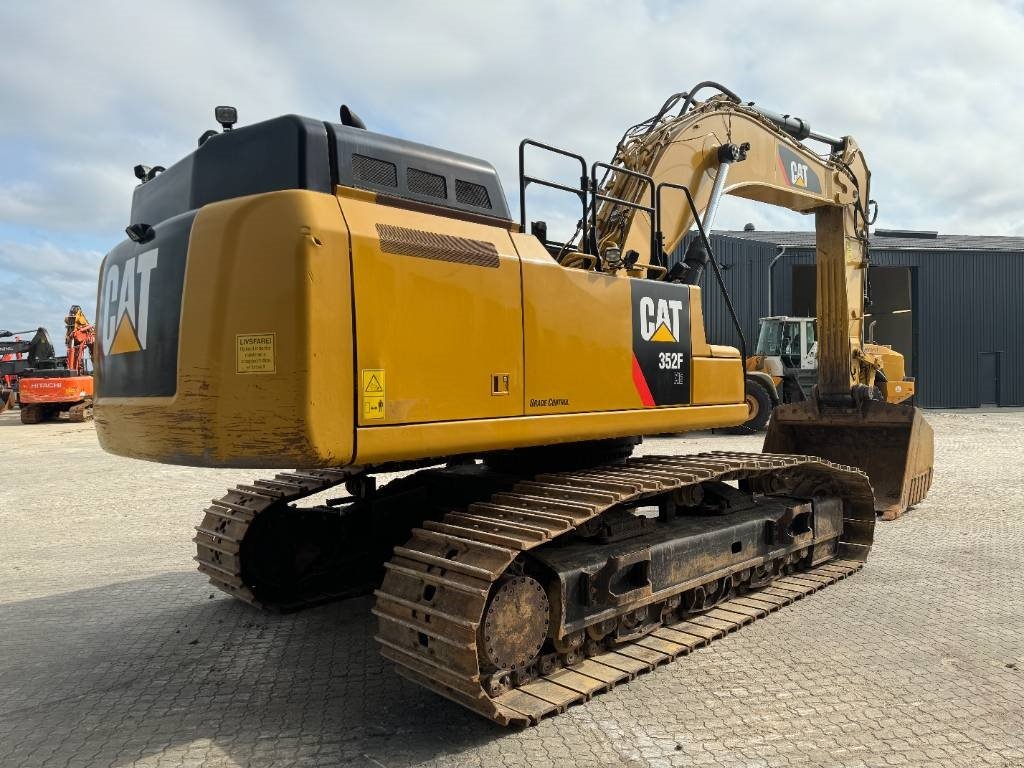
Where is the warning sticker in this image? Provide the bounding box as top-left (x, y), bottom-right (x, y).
top-left (361, 369), bottom-right (385, 420)
top-left (236, 333), bottom-right (276, 374)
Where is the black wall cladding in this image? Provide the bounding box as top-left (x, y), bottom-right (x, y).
top-left (672, 231), bottom-right (1024, 408)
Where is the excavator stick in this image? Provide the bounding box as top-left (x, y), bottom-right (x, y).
top-left (764, 400), bottom-right (934, 520)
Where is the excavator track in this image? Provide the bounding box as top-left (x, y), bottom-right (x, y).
top-left (374, 451), bottom-right (875, 726)
top-left (194, 468), bottom-right (354, 608)
top-left (194, 463), bottom-right (505, 610)
top-left (68, 399), bottom-right (93, 423)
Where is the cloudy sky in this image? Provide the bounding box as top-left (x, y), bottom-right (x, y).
top-left (1, 0), bottom-right (1022, 333)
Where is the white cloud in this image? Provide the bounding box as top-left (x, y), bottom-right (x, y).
top-left (0, 241), bottom-right (103, 333)
top-left (1, 0), bottom-right (1023, 329)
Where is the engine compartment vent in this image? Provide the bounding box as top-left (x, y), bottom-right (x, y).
top-left (455, 179), bottom-right (492, 210)
top-left (353, 154), bottom-right (398, 188)
top-left (407, 167), bottom-right (447, 199)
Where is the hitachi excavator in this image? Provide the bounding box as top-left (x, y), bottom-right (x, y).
top-left (17, 306), bottom-right (95, 423)
top-left (94, 83), bottom-right (933, 726)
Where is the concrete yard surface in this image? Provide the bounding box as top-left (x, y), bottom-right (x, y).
top-left (1, 409), bottom-right (1022, 767)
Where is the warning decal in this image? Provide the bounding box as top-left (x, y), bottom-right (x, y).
top-left (362, 369), bottom-right (386, 420)
top-left (630, 280), bottom-right (691, 406)
top-left (236, 333), bottom-right (276, 374)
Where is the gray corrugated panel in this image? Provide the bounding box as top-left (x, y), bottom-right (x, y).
top-left (715, 230), bottom-right (1024, 252)
top-left (673, 233), bottom-right (776, 353)
top-left (669, 233), bottom-right (1024, 408)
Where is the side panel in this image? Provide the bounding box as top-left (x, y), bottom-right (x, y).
top-left (518, 240), bottom-right (639, 414)
top-left (19, 375), bottom-right (93, 404)
top-left (338, 191), bottom-right (524, 426)
top-left (94, 191), bottom-right (354, 467)
top-left (517, 233), bottom-right (739, 415)
top-left (354, 230), bottom-right (748, 464)
top-left (692, 358), bottom-right (743, 405)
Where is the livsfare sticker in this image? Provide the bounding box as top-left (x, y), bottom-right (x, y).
top-left (236, 333), bottom-right (276, 374)
top-left (362, 368), bottom-right (385, 420)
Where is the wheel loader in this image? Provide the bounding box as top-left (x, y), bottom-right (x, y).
top-left (94, 83), bottom-right (933, 725)
top-left (738, 315), bottom-right (916, 435)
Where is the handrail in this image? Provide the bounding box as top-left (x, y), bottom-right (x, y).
top-left (518, 140), bottom-right (589, 256)
top-left (589, 161), bottom-right (657, 268)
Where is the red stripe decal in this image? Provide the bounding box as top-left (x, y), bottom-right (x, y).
top-left (631, 354), bottom-right (655, 407)
top-left (776, 152), bottom-right (792, 187)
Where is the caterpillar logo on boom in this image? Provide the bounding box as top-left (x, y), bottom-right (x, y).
top-left (100, 249), bottom-right (159, 355)
top-left (777, 144), bottom-right (822, 194)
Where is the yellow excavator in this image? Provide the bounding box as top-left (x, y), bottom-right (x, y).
top-left (94, 83), bottom-right (933, 725)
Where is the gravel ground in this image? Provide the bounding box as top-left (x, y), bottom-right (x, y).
top-left (1, 408), bottom-right (1022, 767)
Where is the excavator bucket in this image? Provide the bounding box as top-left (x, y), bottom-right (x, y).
top-left (764, 400), bottom-right (934, 520)
top-left (0, 387), bottom-right (14, 414)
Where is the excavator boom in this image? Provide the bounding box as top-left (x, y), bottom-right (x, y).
top-left (593, 91), bottom-right (933, 517)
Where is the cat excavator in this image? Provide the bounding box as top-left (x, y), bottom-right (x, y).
top-left (94, 83), bottom-right (933, 725)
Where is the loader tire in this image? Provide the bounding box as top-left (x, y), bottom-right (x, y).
top-left (727, 379), bottom-right (773, 434)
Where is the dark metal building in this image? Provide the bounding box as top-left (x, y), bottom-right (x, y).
top-left (672, 229), bottom-right (1024, 408)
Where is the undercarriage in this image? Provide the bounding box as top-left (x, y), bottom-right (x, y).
top-left (194, 450), bottom-right (874, 726)
top-left (19, 399), bottom-right (92, 424)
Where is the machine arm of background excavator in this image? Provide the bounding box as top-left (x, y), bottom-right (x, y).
top-left (589, 87), bottom-right (932, 517)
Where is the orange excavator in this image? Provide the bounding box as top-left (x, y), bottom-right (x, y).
top-left (17, 306), bottom-right (96, 423)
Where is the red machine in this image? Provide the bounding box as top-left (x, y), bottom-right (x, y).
top-left (0, 327), bottom-right (55, 413)
top-left (0, 345), bottom-right (19, 412)
top-left (17, 306), bottom-right (96, 423)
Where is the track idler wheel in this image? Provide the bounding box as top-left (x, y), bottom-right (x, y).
top-left (479, 575), bottom-right (549, 686)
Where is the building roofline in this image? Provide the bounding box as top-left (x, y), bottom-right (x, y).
top-left (712, 230), bottom-right (1024, 252)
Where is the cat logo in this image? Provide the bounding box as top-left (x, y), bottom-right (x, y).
top-left (638, 296), bottom-right (684, 344)
top-left (100, 249), bottom-right (159, 356)
top-left (777, 144), bottom-right (822, 194)
top-left (630, 281), bottom-right (691, 407)
top-left (790, 160), bottom-right (809, 188)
